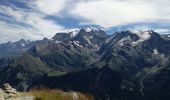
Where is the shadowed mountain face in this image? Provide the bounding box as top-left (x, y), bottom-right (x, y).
top-left (28, 28), bottom-right (109, 71)
top-left (0, 28), bottom-right (170, 100)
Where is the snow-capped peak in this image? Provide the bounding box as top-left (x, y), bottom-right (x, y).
top-left (83, 27), bottom-right (99, 32)
top-left (64, 29), bottom-right (80, 38)
top-left (129, 30), bottom-right (152, 40)
top-left (68, 29), bottom-right (80, 38)
top-left (66, 27), bottom-right (103, 37)
top-left (130, 30), bottom-right (152, 46)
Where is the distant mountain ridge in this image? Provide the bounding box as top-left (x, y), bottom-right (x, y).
top-left (0, 38), bottom-right (50, 58)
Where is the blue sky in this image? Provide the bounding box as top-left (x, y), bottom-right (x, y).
top-left (0, 0), bottom-right (170, 43)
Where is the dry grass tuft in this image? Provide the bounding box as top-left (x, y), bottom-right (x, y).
top-left (24, 87), bottom-right (94, 100)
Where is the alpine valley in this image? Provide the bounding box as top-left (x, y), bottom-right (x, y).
top-left (0, 27), bottom-right (170, 100)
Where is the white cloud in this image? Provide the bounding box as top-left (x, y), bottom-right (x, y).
top-left (154, 29), bottom-right (170, 34)
top-left (128, 26), bottom-right (150, 32)
top-left (0, 3), bottom-right (65, 43)
top-left (25, 14), bottom-right (64, 38)
top-left (71, 0), bottom-right (170, 28)
top-left (0, 21), bottom-right (40, 43)
top-left (28, 0), bottom-right (69, 15)
top-left (71, 0), bottom-right (156, 28)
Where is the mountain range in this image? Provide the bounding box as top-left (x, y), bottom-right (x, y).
top-left (0, 27), bottom-right (170, 100)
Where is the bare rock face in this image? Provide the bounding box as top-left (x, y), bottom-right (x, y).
top-left (1, 83), bottom-right (18, 100)
top-left (0, 89), bottom-right (5, 100)
top-left (0, 83), bottom-right (34, 100)
top-left (3, 83), bottom-right (17, 94)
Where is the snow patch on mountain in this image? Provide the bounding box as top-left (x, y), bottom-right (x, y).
top-left (55, 41), bottom-right (62, 44)
top-left (21, 43), bottom-right (25, 47)
top-left (84, 36), bottom-right (92, 45)
top-left (130, 30), bottom-right (151, 40)
top-left (130, 30), bottom-right (152, 46)
top-left (68, 29), bottom-right (80, 38)
top-left (83, 27), bottom-right (99, 33)
top-left (117, 36), bottom-right (132, 46)
top-left (73, 41), bottom-right (83, 48)
top-left (153, 49), bottom-right (159, 55)
top-left (94, 44), bottom-right (100, 50)
top-left (62, 29), bottom-right (80, 38)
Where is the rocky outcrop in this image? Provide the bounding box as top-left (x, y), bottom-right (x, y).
top-left (0, 83), bottom-right (18, 100)
top-left (0, 89), bottom-right (4, 100)
top-left (0, 83), bottom-right (33, 100)
top-left (3, 83), bottom-right (18, 99)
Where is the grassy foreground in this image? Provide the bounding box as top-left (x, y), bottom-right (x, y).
top-left (23, 88), bottom-right (94, 100)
